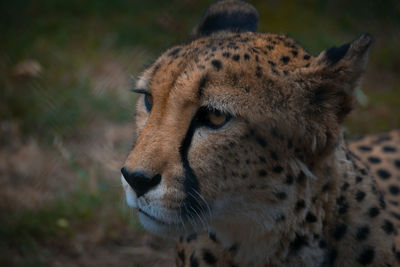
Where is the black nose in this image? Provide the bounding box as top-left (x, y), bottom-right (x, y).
top-left (121, 167), bottom-right (162, 198)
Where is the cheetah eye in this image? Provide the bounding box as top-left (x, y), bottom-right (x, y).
top-left (144, 94), bottom-right (153, 112)
top-left (197, 108), bottom-right (231, 129)
top-left (130, 89), bottom-right (153, 112)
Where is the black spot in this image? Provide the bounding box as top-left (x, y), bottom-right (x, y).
top-left (258, 169), bottom-right (267, 177)
top-left (271, 68), bottom-right (280, 75)
top-left (291, 50), bottom-right (298, 57)
top-left (325, 42), bottom-right (350, 65)
top-left (356, 226), bottom-right (370, 241)
top-left (355, 191), bottom-right (366, 202)
top-left (208, 232), bottom-right (218, 243)
top-left (275, 192), bottom-right (287, 200)
top-left (303, 55), bottom-right (311, 60)
top-left (391, 212), bottom-right (400, 220)
top-left (290, 234), bottom-right (308, 252)
top-left (318, 239), bottom-right (327, 248)
top-left (295, 199), bottom-right (306, 211)
top-left (211, 60), bottom-right (222, 70)
top-left (357, 248), bottom-right (375, 265)
top-left (222, 52), bottom-right (230, 58)
top-left (383, 146), bottom-right (396, 152)
top-left (287, 139), bottom-right (293, 149)
top-left (389, 185), bottom-right (400, 195)
top-left (312, 196), bottom-right (317, 203)
top-left (297, 172), bottom-right (306, 184)
top-left (244, 53), bottom-right (250, 60)
top-left (322, 183), bottom-right (330, 192)
top-left (332, 224), bottom-right (347, 240)
top-left (255, 66), bottom-right (262, 78)
top-left (379, 196), bottom-right (388, 209)
top-left (336, 196), bottom-right (349, 214)
top-left (272, 166), bottom-right (284, 173)
top-left (168, 47), bottom-right (181, 56)
top-left (356, 176), bottom-right (363, 183)
top-left (190, 252), bottom-right (199, 267)
top-left (323, 248), bottom-right (338, 265)
top-left (395, 160), bottom-right (400, 169)
top-left (377, 169), bottom-right (391, 180)
top-left (358, 145), bottom-right (372, 152)
top-left (259, 156), bottom-right (266, 163)
top-left (368, 207), bottom-right (380, 218)
top-left (382, 220), bottom-right (395, 234)
top-left (186, 233), bottom-right (197, 243)
top-left (178, 250), bottom-right (185, 264)
top-left (202, 249), bottom-right (217, 265)
top-left (271, 127), bottom-right (279, 137)
top-left (396, 251), bottom-right (400, 263)
top-left (266, 45), bottom-right (274, 50)
top-left (285, 174), bottom-right (294, 185)
top-left (232, 54), bottom-right (240, 61)
top-left (280, 56), bottom-right (290, 64)
top-left (256, 137), bottom-right (267, 147)
top-left (268, 60), bottom-right (276, 66)
top-left (270, 151), bottom-right (278, 161)
top-left (275, 213), bottom-right (286, 222)
top-left (341, 182), bottom-right (350, 191)
top-left (367, 156), bottom-right (381, 164)
top-left (306, 212), bottom-right (317, 223)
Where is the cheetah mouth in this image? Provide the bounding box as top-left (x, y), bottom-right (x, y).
top-left (138, 208), bottom-right (174, 226)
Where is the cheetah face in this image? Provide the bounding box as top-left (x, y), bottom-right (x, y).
top-left (121, 1), bottom-right (372, 236)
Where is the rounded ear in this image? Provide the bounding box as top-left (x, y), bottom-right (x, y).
top-left (301, 34), bottom-right (373, 122)
top-left (192, 0), bottom-right (259, 38)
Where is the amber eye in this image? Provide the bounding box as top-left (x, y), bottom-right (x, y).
top-left (144, 94), bottom-right (153, 111)
top-left (197, 108), bottom-right (231, 129)
top-left (207, 110), bottom-right (228, 126)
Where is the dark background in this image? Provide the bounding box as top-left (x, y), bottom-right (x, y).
top-left (1, 0), bottom-right (399, 266)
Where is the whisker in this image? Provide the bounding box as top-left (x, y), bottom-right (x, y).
top-left (187, 191), bottom-right (210, 231)
top-left (192, 189), bottom-right (212, 222)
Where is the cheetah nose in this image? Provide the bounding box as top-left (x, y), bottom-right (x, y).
top-left (121, 167), bottom-right (161, 198)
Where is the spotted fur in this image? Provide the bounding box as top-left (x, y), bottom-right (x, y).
top-left (121, 1), bottom-right (400, 266)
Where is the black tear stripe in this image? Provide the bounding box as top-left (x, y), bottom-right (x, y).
top-left (179, 110), bottom-right (205, 221)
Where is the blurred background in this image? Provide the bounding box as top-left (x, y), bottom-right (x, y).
top-left (0, 0), bottom-right (399, 266)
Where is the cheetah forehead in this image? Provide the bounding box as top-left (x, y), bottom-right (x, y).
top-left (156, 32), bottom-right (312, 76)
top-left (136, 32), bottom-right (313, 117)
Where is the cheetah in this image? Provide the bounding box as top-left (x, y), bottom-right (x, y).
top-left (121, 0), bottom-right (400, 266)
top-left (349, 130), bottom-right (400, 230)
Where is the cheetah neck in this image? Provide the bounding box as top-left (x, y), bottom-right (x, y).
top-left (210, 138), bottom-right (397, 266)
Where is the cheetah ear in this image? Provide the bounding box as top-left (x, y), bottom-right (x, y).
top-left (192, 0), bottom-right (259, 38)
top-left (305, 34), bottom-right (373, 122)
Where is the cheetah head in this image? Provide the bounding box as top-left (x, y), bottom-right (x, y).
top-left (121, 0), bottom-right (372, 237)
